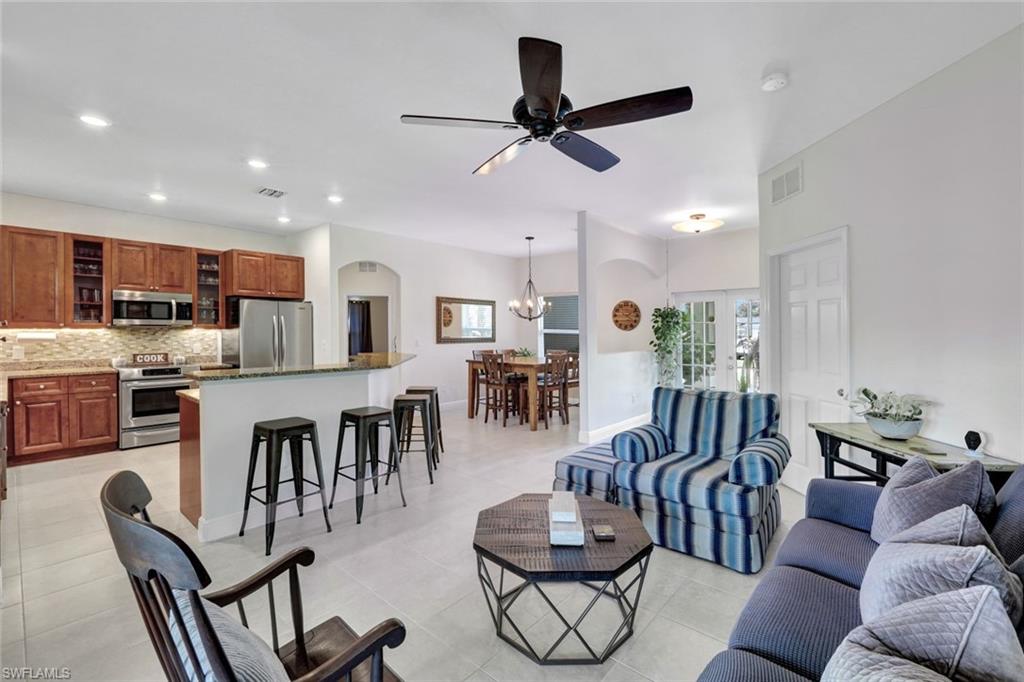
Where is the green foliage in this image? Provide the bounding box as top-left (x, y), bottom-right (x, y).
top-left (650, 306), bottom-right (688, 387)
top-left (511, 347), bottom-right (535, 357)
top-left (850, 387), bottom-right (928, 422)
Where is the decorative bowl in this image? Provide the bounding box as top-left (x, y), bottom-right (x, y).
top-left (865, 416), bottom-right (923, 441)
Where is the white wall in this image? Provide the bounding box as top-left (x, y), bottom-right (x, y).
top-left (759, 27), bottom-right (1024, 462)
top-left (288, 224), bottom-right (332, 359)
top-left (2, 192), bottom-right (291, 252)
top-left (322, 223), bottom-right (533, 405)
top-left (578, 211), bottom-right (665, 441)
top-left (668, 229), bottom-right (759, 294)
top-left (338, 260), bottom-right (400, 354)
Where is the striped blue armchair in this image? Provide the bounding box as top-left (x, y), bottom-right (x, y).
top-left (554, 387), bottom-right (791, 574)
top-left (615, 388), bottom-right (790, 573)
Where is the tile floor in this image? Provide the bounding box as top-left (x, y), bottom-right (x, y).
top-left (0, 406), bottom-right (803, 681)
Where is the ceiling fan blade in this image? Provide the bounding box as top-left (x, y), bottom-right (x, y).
top-left (519, 37), bottom-right (562, 120)
top-left (473, 136), bottom-right (532, 175)
top-left (401, 115), bottom-right (522, 130)
top-left (561, 86), bottom-right (693, 131)
top-left (550, 131), bottom-right (620, 172)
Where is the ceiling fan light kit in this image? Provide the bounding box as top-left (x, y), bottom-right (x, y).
top-left (402, 36), bottom-right (693, 175)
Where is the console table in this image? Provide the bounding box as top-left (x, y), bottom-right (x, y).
top-left (810, 422), bottom-right (1018, 490)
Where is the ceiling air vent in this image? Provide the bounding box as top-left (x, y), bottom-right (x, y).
top-left (256, 187), bottom-right (287, 199)
top-left (358, 261), bottom-right (378, 273)
top-left (770, 163), bottom-right (802, 204)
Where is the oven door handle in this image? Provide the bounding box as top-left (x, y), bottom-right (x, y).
top-left (121, 379), bottom-right (192, 390)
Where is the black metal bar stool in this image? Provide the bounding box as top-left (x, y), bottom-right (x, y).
top-left (329, 406), bottom-right (407, 524)
top-left (239, 417), bottom-right (332, 556)
top-left (405, 385), bottom-right (443, 463)
top-left (392, 394), bottom-right (436, 484)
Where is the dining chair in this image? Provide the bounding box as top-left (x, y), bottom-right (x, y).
top-left (101, 470), bottom-right (406, 682)
top-left (481, 352), bottom-right (518, 426)
top-left (521, 353), bottom-right (570, 429)
top-left (472, 350), bottom-right (497, 416)
top-left (566, 352), bottom-right (580, 408)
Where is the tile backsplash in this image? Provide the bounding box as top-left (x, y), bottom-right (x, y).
top-left (0, 327), bottom-right (219, 368)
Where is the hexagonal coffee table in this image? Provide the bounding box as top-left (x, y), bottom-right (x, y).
top-left (473, 493), bottom-right (653, 665)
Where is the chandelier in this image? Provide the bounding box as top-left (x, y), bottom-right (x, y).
top-left (509, 236), bottom-right (551, 321)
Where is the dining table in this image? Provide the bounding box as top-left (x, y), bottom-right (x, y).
top-left (466, 356), bottom-right (548, 431)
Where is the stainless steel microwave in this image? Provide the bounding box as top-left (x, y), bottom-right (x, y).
top-left (112, 290), bottom-right (193, 327)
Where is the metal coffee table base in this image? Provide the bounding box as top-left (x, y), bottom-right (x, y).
top-left (476, 554), bottom-right (650, 665)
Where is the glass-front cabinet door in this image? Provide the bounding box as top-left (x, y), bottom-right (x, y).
top-left (674, 289), bottom-right (760, 392)
top-left (65, 235), bottom-right (110, 327)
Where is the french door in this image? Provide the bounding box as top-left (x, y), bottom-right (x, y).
top-left (673, 289), bottom-right (761, 392)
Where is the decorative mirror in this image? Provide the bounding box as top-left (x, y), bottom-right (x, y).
top-left (436, 297), bottom-right (496, 343)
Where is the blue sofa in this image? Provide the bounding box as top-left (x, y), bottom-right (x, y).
top-left (698, 466), bottom-right (1024, 681)
top-left (554, 387), bottom-right (791, 574)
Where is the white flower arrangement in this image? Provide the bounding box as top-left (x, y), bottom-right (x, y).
top-left (850, 388), bottom-right (928, 423)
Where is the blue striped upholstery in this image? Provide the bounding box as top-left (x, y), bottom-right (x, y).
top-left (619, 489), bottom-right (772, 534)
top-left (651, 387), bottom-right (780, 457)
top-left (614, 452), bottom-right (769, 514)
top-left (728, 434), bottom-right (792, 486)
top-left (553, 443), bottom-right (617, 502)
top-left (631, 490), bottom-right (781, 574)
top-left (611, 424), bottom-right (671, 463)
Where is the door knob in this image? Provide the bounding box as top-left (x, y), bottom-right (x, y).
top-left (837, 388), bottom-right (846, 397)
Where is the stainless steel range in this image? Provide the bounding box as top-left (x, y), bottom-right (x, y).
top-left (118, 363), bottom-right (199, 449)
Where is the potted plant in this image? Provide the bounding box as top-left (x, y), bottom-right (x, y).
top-left (650, 306), bottom-right (687, 388)
top-left (850, 388), bottom-right (928, 440)
top-left (511, 347), bottom-right (535, 358)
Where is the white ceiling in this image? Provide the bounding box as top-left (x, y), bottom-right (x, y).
top-left (2, 3), bottom-right (1020, 255)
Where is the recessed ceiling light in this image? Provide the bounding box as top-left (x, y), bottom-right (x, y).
top-left (672, 213), bottom-right (725, 234)
top-left (248, 158), bottom-right (268, 169)
top-left (79, 114), bottom-right (111, 128)
top-left (277, 216), bottom-right (291, 224)
top-left (327, 194), bottom-right (343, 204)
top-left (761, 72), bottom-right (789, 92)
top-left (148, 192), bottom-right (167, 202)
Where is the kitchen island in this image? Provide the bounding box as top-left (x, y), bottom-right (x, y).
top-left (180, 352), bottom-right (415, 541)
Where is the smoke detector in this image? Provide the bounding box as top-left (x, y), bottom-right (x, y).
top-left (761, 72), bottom-right (789, 92)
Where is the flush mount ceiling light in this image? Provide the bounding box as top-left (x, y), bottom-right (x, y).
top-left (509, 236), bottom-right (551, 321)
top-left (148, 192), bottom-right (167, 202)
top-left (327, 194), bottom-right (343, 204)
top-left (248, 158), bottom-right (268, 169)
top-left (277, 216), bottom-right (291, 224)
top-left (79, 114), bottom-right (110, 128)
top-left (761, 72), bottom-right (789, 92)
top-left (672, 213), bottom-right (725, 234)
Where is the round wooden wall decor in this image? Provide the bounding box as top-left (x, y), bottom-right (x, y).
top-left (442, 305), bottom-right (454, 328)
top-left (612, 300), bottom-right (641, 331)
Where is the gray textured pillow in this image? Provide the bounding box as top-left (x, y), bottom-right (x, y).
top-left (860, 541), bottom-right (1023, 626)
top-left (871, 457), bottom-right (996, 543)
top-left (170, 591), bottom-right (289, 682)
top-left (825, 586), bottom-right (1024, 682)
top-left (888, 504), bottom-right (1004, 556)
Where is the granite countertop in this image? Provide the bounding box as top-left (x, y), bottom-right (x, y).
top-left (186, 353), bottom-right (416, 382)
top-left (1, 365), bottom-right (117, 402)
top-left (177, 388), bottom-right (200, 403)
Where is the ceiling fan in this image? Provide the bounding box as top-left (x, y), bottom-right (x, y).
top-left (400, 37), bottom-right (693, 175)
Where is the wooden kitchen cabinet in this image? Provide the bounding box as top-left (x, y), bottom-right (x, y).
top-left (13, 395), bottom-right (69, 456)
top-left (112, 240), bottom-right (193, 293)
top-left (223, 250), bottom-right (271, 296)
top-left (270, 254), bottom-right (304, 299)
top-left (68, 375), bottom-right (118, 448)
top-left (111, 239), bottom-right (152, 290)
top-left (223, 250), bottom-right (304, 299)
top-left (65, 234), bottom-right (111, 328)
top-left (0, 226), bottom-right (65, 328)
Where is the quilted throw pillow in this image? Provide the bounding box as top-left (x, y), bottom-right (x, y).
top-left (860, 507), bottom-right (1024, 626)
top-left (824, 586), bottom-right (1024, 682)
top-left (871, 456), bottom-right (996, 544)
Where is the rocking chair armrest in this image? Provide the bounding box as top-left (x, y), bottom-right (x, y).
top-left (293, 618), bottom-right (407, 682)
top-left (203, 547), bottom-right (315, 607)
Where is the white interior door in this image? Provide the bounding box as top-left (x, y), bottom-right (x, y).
top-left (777, 238), bottom-right (850, 492)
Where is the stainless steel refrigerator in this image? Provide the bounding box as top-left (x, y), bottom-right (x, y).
top-left (221, 299), bottom-right (314, 369)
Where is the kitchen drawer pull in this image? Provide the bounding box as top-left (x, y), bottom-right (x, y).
top-left (38, 384), bottom-right (45, 389)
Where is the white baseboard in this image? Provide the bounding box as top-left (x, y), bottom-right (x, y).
top-left (440, 398), bottom-right (467, 410)
top-left (198, 495), bottom-right (336, 543)
top-left (578, 412), bottom-right (651, 445)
